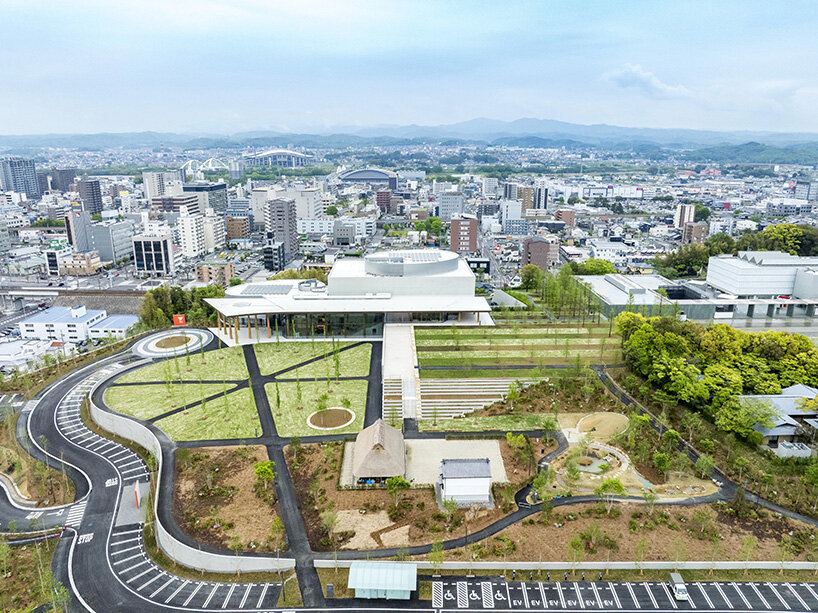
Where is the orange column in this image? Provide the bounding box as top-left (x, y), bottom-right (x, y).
top-left (247, 315), bottom-right (252, 340)
top-left (267, 315), bottom-right (271, 338)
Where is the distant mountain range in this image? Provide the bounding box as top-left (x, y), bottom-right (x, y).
top-left (2, 118), bottom-right (818, 164)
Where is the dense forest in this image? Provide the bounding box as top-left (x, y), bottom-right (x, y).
top-left (138, 285), bottom-right (225, 328)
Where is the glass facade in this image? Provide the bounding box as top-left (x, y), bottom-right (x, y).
top-left (236, 312), bottom-right (384, 338)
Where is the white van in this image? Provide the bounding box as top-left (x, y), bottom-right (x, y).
top-left (669, 572), bottom-right (688, 601)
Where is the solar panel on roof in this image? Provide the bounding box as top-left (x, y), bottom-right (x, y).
top-left (240, 284), bottom-right (291, 295)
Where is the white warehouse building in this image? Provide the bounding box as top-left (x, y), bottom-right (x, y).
top-left (706, 251), bottom-right (818, 299)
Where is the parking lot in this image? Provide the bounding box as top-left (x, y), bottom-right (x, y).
top-left (430, 578), bottom-right (818, 611)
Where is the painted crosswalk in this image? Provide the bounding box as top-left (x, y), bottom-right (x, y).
top-left (65, 500), bottom-right (87, 527)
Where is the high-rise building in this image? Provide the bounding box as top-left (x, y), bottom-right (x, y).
top-left (202, 213), bottom-right (226, 252)
top-left (376, 190), bottom-right (392, 213)
top-left (263, 198), bottom-right (298, 260)
top-left (225, 216), bottom-right (251, 241)
top-left (36, 171), bottom-right (50, 195)
top-left (522, 236), bottom-right (560, 271)
top-left (674, 203), bottom-right (696, 228)
top-left (450, 214), bottom-right (478, 254)
top-left (50, 167), bottom-right (77, 192)
top-left (133, 234), bottom-right (175, 276)
top-left (65, 210), bottom-right (93, 249)
top-left (263, 241), bottom-right (285, 272)
top-left (502, 181), bottom-right (519, 201)
top-left (554, 209), bottom-right (576, 228)
top-left (91, 220), bottom-right (135, 263)
top-left (78, 176), bottom-right (103, 214)
top-left (183, 182), bottom-right (229, 214)
top-left (533, 185), bottom-right (548, 210)
top-left (178, 212), bottom-right (206, 258)
top-left (437, 192), bottom-right (465, 220)
top-left (517, 186), bottom-right (533, 213)
top-left (482, 177), bottom-right (499, 197)
top-left (44, 239), bottom-right (72, 276)
top-left (151, 194), bottom-right (200, 216)
top-left (142, 170), bottom-right (184, 200)
top-left (0, 157), bottom-right (40, 197)
top-left (682, 221), bottom-right (709, 245)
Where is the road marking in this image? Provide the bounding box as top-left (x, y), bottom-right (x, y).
top-left (481, 581), bottom-right (494, 609)
top-left (77, 532), bottom-right (93, 544)
top-left (165, 580), bottom-right (188, 603)
top-left (590, 582), bottom-right (603, 608)
top-left (239, 583), bottom-right (253, 608)
top-left (184, 582), bottom-right (203, 606)
top-left (748, 583), bottom-right (771, 609)
top-left (93, 441), bottom-right (115, 453)
top-left (222, 583), bottom-right (236, 608)
top-left (538, 583), bottom-right (549, 609)
top-left (60, 424), bottom-right (84, 434)
top-left (126, 567), bottom-right (153, 584)
top-left (58, 417), bottom-right (81, 426)
top-left (521, 582), bottom-right (529, 608)
top-left (801, 583), bottom-right (818, 604)
top-left (556, 582), bottom-right (566, 609)
top-left (111, 537), bottom-right (140, 546)
top-left (457, 581), bottom-right (467, 608)
top-left (574, 582), bottom-right (584, 609)
top-left (606, 583), bottom-right (621, 609)
top-left (625, 582), bottom-right (640, 609)
top-left (766, 582), bottom-right (790, 610)
top-left (117, 458), bottom-right (143, 468)
top-left (731, 583), bottom-right (752, 609)
top-left (113, 553), bottom-right (143, 565)
top-left (786, 584), bottom-right (809, 610)
top-left (120, 466), bottom-right (145, 475)
top-left (105, 477), bottom-right (118, 487)
top-left (26, 510), bottom-right (43, 520)
top-left (643, 583), bottom-right (658, 609)
top-left (712, 582), bottom-right (733, 609)
top-left (137, 572), bottom-right (163, 591)
top-left (109, 449), bottom-right (130, 459)
top-left (120, 560), bottom-right (149, 573)
top-left (256, 584), bottom-right (269, 609)
top-left (660, 582), bottom-right (678, 609)
top-left (110, 545), bottom-right (141, 556)
top-left (72, 432), bottom-right (96, 445)
top-left (202, 584), bottom-right (219, 607)
top-left (694, 583), bottom-right (713, 609)
top-left (150, 577), bottom-right (174, 598)
top-left (112, 528), bottom-right (141, 536)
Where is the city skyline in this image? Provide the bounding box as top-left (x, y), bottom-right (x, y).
top-left (2, 0), bottom-right (818, 135)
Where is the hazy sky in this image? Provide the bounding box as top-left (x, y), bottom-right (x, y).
top-left (2, 0), bottom-right (817, 134)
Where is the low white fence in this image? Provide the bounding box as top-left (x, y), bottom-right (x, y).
top-left (88, 379), bottom-right (294, 573)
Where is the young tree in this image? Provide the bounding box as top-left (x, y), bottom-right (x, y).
top-left (441, 498), bottom-right (457, 528)
top-left (320, 507), bottom-right (338, 545)
top-left (428, 539), bottom-right (444, 572)
top-left (594, 478), bottom-right (626, 515)
top-left (567, 535), bottom-right (584, 576)
top-left (741, 535), bottom-right (756, 575)
top-left (386, 475), bottom-right (410, 507)
top-left (541, 413), bottom-right (559, 445)
top-left (653, 451), bottom-right (671, 481)
top-left (642, 490), bottom-right (658, 516)
top-left (695, 454), bottom-right (715, 479)
top-left (733, 456), bottom-right (750, 481)
top-left (254, 460), bottom-right (277, 491)
top-left (634, 536), bottom-right (648, 575)
top-left (506, 382), bottom-right (521, 412)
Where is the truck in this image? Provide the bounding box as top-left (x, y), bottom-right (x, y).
top-left (669, 572), bottom-right (688, 601)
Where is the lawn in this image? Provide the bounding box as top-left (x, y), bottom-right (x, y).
top-left (117, 346), bottom-right (249, 382)
top-left (152, 387), bottom-right (260, 440)
top-left (104, 383), bottom-right (236, 421)
top-left (253, 341), bottom-right (357, 376)
top-left (265, 379), bottom-right (368, 437)
top-left (419, 413), bottom-right (549, 432)
top-left (285, 343), bottom-right (372, 379)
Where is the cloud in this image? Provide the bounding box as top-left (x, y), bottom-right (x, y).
top-left (606, 64), bottom-right (692, 100)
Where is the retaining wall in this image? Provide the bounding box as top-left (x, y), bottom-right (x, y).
top-left (315, 559), bottom-right (818, 571)
top-left (88, 380), bottom-right (295, 573)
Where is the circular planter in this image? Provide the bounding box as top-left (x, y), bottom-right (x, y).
top-left (307, 407), bottom-right (355, 430)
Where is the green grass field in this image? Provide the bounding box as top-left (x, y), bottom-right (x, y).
top-left (152, 387), bottom-right (261, 440)
top-left (265, 379), bottom-right (368, 437)
top-left (104, 383), bottom-right (236, 421)
top-left (117, 346), bottom-right (249, 382)
top-left (253, 341), bottom-right (358, 376)
top-left (285, 343), bottom-right (372, 379)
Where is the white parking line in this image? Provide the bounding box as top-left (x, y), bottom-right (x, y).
top-left (694, 583), bottom-right (714, 609)
top-left (108, 449), bottom-right (130, 459)
top-left (801, 583), bottom-right (818, 604)
top-left (625, 582), bottom-right (640, 609)
top-left (731, 583), bottom-right (752, 609)
top-left (238, 584), bottom-right (253, 608)
top-left (117, 459), bottom-right (143, 468)
top-left (61, 425), bottom-right (84, 434)
top-left (126, 567), bottom-right (153, 584)
top-left (256, 584), bottom-right (269, 609)
top-left (202, 584), bottom-right (219, 608)
top-left (607, 583), bottom-right (621, 609)
top-left (120, 560), bottom-right (149, 573)
top-left (113, 553), bottom-right (143, 566)
top-left (120, 466), bottom-right (144, 474)
top-left (112, 528), bottom-right (142, 536)
top-left (748, 583), bottom-right (771, 609)
top-left (556, 583), bottom-right (566, 609)
top-left (660, 582), bottom-right (678, 609)
top-left (642, 583), bottom-right (658, 608)
top-left (165, 580), bottom-right (188, 603)
top-left (766, 582), bottom-right (790, 610)
top-left (574, 583), bottom-right (584, 609)
top-left (590, 583), bottom-right (603, 608)
top-left (521, 582), bottom-right (529, 608)
top-left (110, 545), bottom-right (141, 556)
top-left (150, 577), bottom-right (174, 598)
top-left (786, 584), bottom-right (808, 610)
top-left (538, 583), bottom-right (548, 609)
top-left (222, 583), bottom-right (236, 608)
top-left (712, 582), bottom-right (734, 609)
top-left (184, 583), bottom-right (203, 606)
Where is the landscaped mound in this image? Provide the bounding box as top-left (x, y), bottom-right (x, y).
top-left (308, 407), bottom-right (355, 429)
top-left (155, 335), bottom-right (191, 349)
top-left (577, 412), bottom-right (628, 441)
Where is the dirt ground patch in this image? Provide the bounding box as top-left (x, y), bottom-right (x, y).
top-left (285, 441), bottom-right (515, 551)
top-left (577, 412), bottom-right (628, 441)
top-left (478, 377), bottom-right (618, 417)
top-left (426, 501), bottom-right (816, 564)
top-left (308, 408), bottom-right (354, 429)
top-left (156, 335), bottom-right (191, 349)
top-left (0, 538), bottom-right (59, 611)
top-left (173, 446), bottom-right (285, 553)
